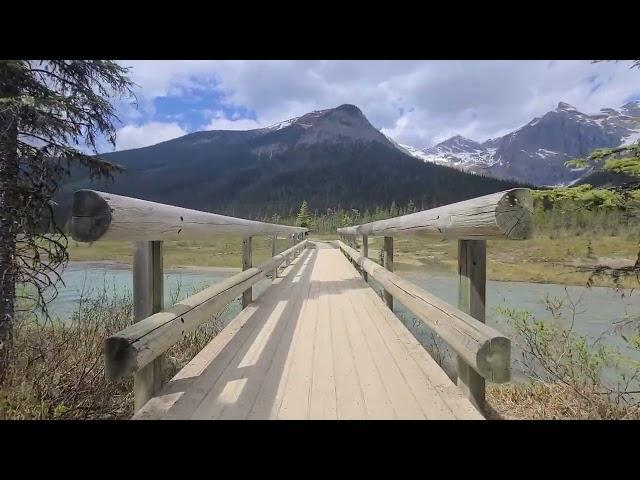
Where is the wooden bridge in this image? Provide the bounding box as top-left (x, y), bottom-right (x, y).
top-left (70, 188), bottom-right (533, 420)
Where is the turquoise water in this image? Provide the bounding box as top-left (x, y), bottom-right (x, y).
top-left (386, 270), bottom-right (640, 383)
top-left (49, 262), bottom-right (639, 385)
top-left (49, 262), bottom-right (270, 324)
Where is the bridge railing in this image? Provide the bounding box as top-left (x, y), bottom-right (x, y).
top-left (336, 188), bottom-right (533, 412)
top-left (70, 190), bottom-right (308, 412)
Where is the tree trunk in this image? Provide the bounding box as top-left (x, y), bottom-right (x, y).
top-left (0, 62), bottom-right (19, 383)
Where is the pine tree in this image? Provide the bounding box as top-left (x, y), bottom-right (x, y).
top-left (296, 200), bottom-right (312, 228)
top-left (0, 60), bottom-right (134, 381)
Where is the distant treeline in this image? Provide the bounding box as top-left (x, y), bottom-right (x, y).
top-left (256, 184), bottom-right (640, 237)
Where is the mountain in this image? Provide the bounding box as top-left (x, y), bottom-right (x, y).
top-left (57, 104), bottom-right (526, 224)
top-left (399, 101), bottom-right (640, 186)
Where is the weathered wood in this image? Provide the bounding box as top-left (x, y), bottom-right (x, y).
top-left (337, 240), bottom-right (509, 383)
top-left (105, 240), bottom-right (308, 381)
top-left (133, 241), bottom-right (164, 412)
top-left (134, 244), bottom-right (483, 420)
top-left (383, 236), bottom-right (393, 309)
top-left (457, 239), bottom-right (487, 411)
top-left (272, 235), bottom-right (277, 279)
top-left (242, 237), bottom-right (252, 308)
top-left (337, 188), bottom-right (533, 240)
top-left (70, 190), bottom-right (307, 242)
top-left (361, 234), bottom-right (368, 282)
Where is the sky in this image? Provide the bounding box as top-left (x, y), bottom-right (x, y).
top-left (105, 60), bottom-right (640, 152)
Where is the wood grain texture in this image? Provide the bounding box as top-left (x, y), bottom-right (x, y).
top-left (134, 242), bottom-right (482, 420)
top-left (457, 239), bottom-right (487, 412)
top-left (337, 240), bottom-right (510, 383)
top-left (337, 188), bottom-right (532, 240)
top-left (105, 240), bottom-right (308, 380)
top-left (71, 189), bottom-right (307, 242)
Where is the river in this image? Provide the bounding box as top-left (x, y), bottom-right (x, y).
top-left (49, 261), bottom-right (639, 384)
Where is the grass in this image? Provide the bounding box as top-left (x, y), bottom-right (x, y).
top-left (0, 284), bottom-right (231, 420)
top-left (486, 383), bottom-right (640, 420)
top-left (67, 236), bottom-right (293, 269)
top-left (68, 232), bottom-right (638, 287)
top-left (361, 233), bottom-right (639, 288)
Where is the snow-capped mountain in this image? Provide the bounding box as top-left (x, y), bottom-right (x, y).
top-left (396, 101), bottom-right (640, 186)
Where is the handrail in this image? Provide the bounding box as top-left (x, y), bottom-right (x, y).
top-left (337, 188), bottom-right (532, 240)
top-left (105, 239), bottom-right (308, 380)
top-left (336, 240), bottom-right (510, 383)
top-left (70, 190), bottom-right (308, 242)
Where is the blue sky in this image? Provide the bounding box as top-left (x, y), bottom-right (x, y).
top-left (105, 60), bottom-right (640, 152)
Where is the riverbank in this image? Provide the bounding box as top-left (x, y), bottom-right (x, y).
top-left (328, 233), bottom-right (638, 289)
top-left (66, 233), bottom-right (638, 288)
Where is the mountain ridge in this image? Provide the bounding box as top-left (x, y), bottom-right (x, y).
top-left (56, 104), bottom-right (528, 224)
top-left (397, 100), bottom-right (640, 186)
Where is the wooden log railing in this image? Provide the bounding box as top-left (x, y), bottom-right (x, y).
top-left (70, 190), bottom-right (308, 411)
top-left (336, 188), bottom-right (533, 412)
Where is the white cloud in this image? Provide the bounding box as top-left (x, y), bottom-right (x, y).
top-left (116, 60), bottom-right (640, 149)
top-left (115, 122), bottom-right (187, 150)
top-left (202, 111), bottom-right (263, 131)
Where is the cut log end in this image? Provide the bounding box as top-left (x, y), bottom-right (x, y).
top-left (105, 336), bottom-right (136, 381)
top-left (70, 189), bottom-right (112, 242)
top-left (495, 188), bottom-right (534, 240)
top-left (478, 336), bottom-right (511, 383)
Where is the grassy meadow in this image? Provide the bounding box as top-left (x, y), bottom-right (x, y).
top-left (66, 231), bottom-right (639, 288)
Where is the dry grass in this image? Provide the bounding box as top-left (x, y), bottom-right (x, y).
top-left (0, 286), bottom-right (230, 420)
top-left (487, 383), bottom-right (640, 420)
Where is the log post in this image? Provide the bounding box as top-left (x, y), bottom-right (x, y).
top-left (133, 240), bottom-right (164, 412)
top-left (457, 239), bottom-right (487, 412)
top-left (242, 237), bottom-right (252, 308)
top-left (272, 235), bottom-right (277, 279)
top-left (383, 236), bottom-right (394, 309)
top-left (361, 234), bottom-right (368, 282)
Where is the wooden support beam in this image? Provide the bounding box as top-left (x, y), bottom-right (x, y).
top-left (133, 240), bottom-right (164, 412)
top-left (457, 239), bottom-right (487, 412)
top-left (361, 234), bottom-right (368, 282)
top-left (383, 236), bottom-right (394, 309)
top-left (272, 235), bottom-right (277, 279)
top-left (242, 237), bottom-right (252, 308)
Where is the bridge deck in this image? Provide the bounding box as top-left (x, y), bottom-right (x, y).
top-left (134, 242), bottom-right (483, 420)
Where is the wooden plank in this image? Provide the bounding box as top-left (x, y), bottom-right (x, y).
top-left (327, 264), bottom-right (367, 420)
top-left (457, 239), bottom-right (487, 412)
top-left (328, 268), bottom-right (396, 419)
top-left (133, 240), bottom-right (164, 412)
top-left (272, 235), bottom-right (277, 279)
top-left (330, 254), bottom-right (426, 419)
top-left (361, 234), bottom-right (368, 282)
top-left (248, 250), bottom-right (317, 419)
top-left (383, 236), bottom-right (393, 309)
top-left (337, 188), bottom-right (533, 240)
top-left (219, 250), bottom-right (314, 420)
top-left (361, 283), bottom-right (483, 420)
top-left (335, 250), bottom-right (482, 419)
top-left (308, 260), bottom-right (337, 419)
top-left (195, 260), bottom-right (308, 420)
top-left (70, 189), bottom-right (307, 242)
top-left (276, 259), bottom-right (319, 419)
top-left (242, 237), bottom-right (252, 308)
top-left (337, 240), bottom-right (510, 383)
top-left (167, 250), bottom-right (313, 420)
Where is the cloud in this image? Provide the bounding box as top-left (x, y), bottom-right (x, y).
top-left (202, 110), bottom-right (263, 131)
top-left (115, 122), bottom-right (187, 150)
top-left (115, 60), bottom-right (640, 149)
